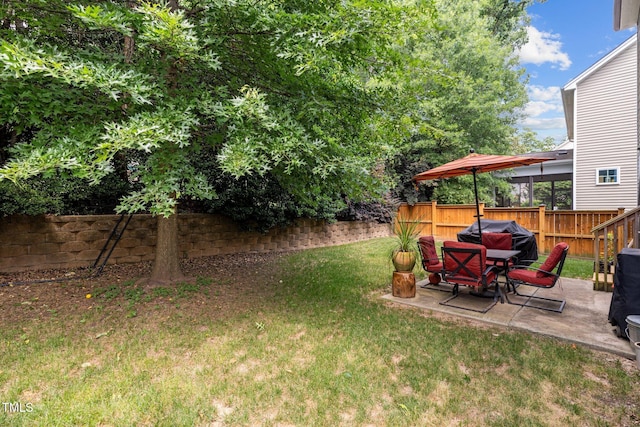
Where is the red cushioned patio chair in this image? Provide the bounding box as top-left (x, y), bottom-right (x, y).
top-left (439, 241), bottom-right (502, 313)
top-left (505, 242), bottom-right (569, 313)
top-left (481, 232), bottom-right (513, 250)
top-left (481, 232), bottom-right (514, 271)
top-left (417, 236), bottom-right (450, 291)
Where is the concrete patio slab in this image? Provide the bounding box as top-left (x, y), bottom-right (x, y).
top-left (382, 277), bottom-right (635, 359)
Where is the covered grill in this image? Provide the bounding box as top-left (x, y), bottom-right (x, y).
top-left (457, 220), bottom-right (538, 265)
top-left (608, 248), bottom-right (640, 339)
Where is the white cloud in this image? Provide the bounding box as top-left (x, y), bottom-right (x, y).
top-left (521, 116), bottom-right (566, 130)
top-left (527, 85), bottom-right (561, 102)
top-left (525, 101), bottom-right (560, 117)
top-left (524, 85), bottom-right (563, 117)
top-left (519, 84), bottom-right (567, 142)
top-left (520, 116), bottom-right (567, 144)
top-left (518, 26), bottom-right (572, 70)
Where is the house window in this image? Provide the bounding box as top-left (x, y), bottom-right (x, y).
top-left (596, 168), bottom-right (619, 185)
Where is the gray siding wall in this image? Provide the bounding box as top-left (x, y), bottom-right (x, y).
top-left (574, 40), bottom-right (637, 210)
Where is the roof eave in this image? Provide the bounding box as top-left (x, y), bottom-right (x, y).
top-left (562, 34), bottom-right (636, 91)
top-left (614, 0), bottom-right (640, 31)
top-left (561, 30), bottom-right (638, 141)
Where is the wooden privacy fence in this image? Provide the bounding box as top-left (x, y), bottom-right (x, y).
top-left (398, 202), bottom-right (623, 258)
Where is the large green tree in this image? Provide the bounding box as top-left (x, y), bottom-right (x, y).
top-left (388, 0), bottom-right (540, 206)
top-left (0, 0), bottom-right (430, 284)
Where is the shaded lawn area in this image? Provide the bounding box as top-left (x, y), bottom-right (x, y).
top-left (0, 238), bottom-right (638, 426)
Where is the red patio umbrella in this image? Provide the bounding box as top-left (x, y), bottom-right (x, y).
top-left (413, 152), bottom-right (556, 237)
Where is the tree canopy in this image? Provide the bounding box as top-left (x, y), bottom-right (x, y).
top-left (0, 0), bottom-right (542, 218)
top-left (1, 0), bottom-right (402, 217)
top-left (386, 0), bottom-right (538, 206)
top-left (0, 0), bottom-right (540, 280)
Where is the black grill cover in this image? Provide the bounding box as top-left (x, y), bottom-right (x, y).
top-left (457, 220), bottom-right (538, 265)
top-left (608, 248), bottom-right (640, 337)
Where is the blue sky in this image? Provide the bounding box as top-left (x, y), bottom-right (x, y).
top-left (518, 0), bottom-right (637, 144)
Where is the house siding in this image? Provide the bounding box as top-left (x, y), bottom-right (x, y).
top-left (574, 38), bottom-right (638, 210)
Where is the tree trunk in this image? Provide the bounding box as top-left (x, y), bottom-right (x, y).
top-left (142, 208), bottom-right (191, 286)
top-left (392, 271), bottom-right (416, 298)
top-left (141, 0), bottom-right (187, 287)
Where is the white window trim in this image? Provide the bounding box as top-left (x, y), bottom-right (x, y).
top-left (595, 167), bottom-right (620, 185)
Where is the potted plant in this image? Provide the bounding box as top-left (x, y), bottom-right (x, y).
top-left (391, 215), bottom-right (420, 272)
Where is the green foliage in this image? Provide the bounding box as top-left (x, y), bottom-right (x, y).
top-left (386, 143), bottom-right (435, 205)
top-left (187, 145), bottom-right (344, 231)
top-left (533, 180), bottom-right (572, 210)
top-left (0, 179), bottom-right (65, 216)
top-left (388, 0), bottom-right (533, 206)
top-left (511, 128), bottom-right (558, 154)
top-left (0, 0), bottom-right (537, 226)
top-left (335, 199), bottom-right (393, 224)
top-left (0, 172), bottom-right (129, 216)
top-left (392, 215), bottom-right (420, 253)
top-left (480, 0), bottom-right (540, 48)
top-left (1, 0), bottom-right (414, 220)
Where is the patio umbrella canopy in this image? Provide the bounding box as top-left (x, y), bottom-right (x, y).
top-left (413, 152), bottom-right (556, 236)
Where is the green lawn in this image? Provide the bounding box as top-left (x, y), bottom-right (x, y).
top-left (0, 237), bottom-right (637, 426)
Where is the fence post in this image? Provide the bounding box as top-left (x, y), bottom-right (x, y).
top-left (431, 201), bottom-right (437, 237)
top-left (538, 204), bottom-right (546, 253)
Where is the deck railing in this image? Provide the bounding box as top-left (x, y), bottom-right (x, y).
top-left (591, 206), bottom-right (640, 291)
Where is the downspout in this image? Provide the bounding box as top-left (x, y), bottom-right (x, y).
top-left (572, 94), bottom-right (578, 209)
top-left (637, 31), bottom-right (640, 206)
top-left (614, 0), bottom-right (623, 31)
top-left (636, 26), bottom-right (640, 206)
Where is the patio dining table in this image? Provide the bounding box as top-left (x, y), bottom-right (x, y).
top-left (486, 248), bottom-right (521, 273)
top-left (470, 248), bottom-right (521, 302)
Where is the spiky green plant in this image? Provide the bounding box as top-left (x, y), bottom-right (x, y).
top-left (392, 215), bottom-right (420, 253)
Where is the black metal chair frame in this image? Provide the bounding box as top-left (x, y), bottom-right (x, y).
top-left (504, 245), bottom-right (569, 313)
top-left (440, 246), bottom-right (501, 313)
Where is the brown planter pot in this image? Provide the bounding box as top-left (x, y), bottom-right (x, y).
top-left (392, 251), bottom-right (416, 272)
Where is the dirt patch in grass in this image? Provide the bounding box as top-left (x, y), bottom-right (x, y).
top-left (0, 252), bottom-right (288, 326)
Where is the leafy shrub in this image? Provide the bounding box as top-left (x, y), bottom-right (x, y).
top-left (0, 172), bottom-right (130, 216)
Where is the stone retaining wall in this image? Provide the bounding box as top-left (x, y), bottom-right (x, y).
top-left (0, 214), bottom-right (391, 272)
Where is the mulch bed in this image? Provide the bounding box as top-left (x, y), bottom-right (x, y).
top-left (0, 252), bottom-right (288, 325)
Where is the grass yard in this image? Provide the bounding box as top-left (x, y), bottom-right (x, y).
top-left (0, 237), bottom-right (638, 426)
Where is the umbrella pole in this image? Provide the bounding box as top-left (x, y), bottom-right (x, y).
top-left (472, 169), bottom-right (482, 240)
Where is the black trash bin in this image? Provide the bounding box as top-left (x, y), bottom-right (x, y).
top-left (457, 219), bottom-right (538, 265)
top-left (608, 248), bottom-right (640, 338)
